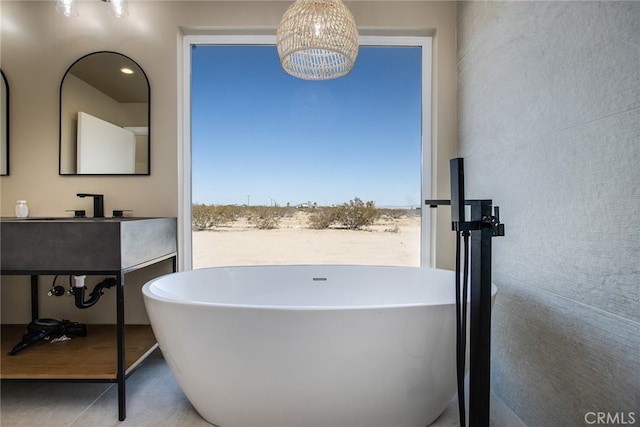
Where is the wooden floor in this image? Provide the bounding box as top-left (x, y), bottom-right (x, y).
top-left (1, 324), bottom-right (157, 380)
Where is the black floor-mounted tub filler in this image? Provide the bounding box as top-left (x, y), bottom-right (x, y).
top-left (426, 157), bottom-right (505, 427)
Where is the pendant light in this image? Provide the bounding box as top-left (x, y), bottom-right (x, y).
top-left (276, 0), bottom-right (359, 80)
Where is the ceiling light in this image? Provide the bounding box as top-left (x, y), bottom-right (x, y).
top-left (120, 67), bottom-right (134, 75)
top-left (105, 0), bottom-right (129, 18)
top-left (55, 0), bottom-right (128, 18)
top-left (276, 0), bottom-right (359, 81)
top-left (56, 0), bottom-right (79, 18)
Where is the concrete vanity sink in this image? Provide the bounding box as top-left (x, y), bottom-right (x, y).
top-left (0, 217), bottom-right (177, 273)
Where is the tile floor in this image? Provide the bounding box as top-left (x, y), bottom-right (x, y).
top-left (1, 351), bottom-right (526, 427)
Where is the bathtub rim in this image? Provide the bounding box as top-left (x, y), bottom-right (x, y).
top-left (142, 264), bottom-right (498, 312)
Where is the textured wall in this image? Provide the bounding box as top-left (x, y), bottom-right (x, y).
top-left (457, 1), bottom-right (639, 425)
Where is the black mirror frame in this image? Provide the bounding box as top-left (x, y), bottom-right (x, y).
top-left (58, 51), bottom-right (150, 176)
top-left (1, 69), bottom-right (9, 176)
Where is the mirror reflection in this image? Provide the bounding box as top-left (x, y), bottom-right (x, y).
top-left (1, 70), bottom-right (8, 176)
top-left (59, 52), bottom-right (150, 175)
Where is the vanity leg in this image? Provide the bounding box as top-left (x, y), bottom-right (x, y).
top-left (116, 271), bottom-right (126, 421)
top-left (30, 275), bottom-right (39, 321)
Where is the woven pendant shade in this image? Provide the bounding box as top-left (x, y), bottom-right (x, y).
top-left (277, 0), bottom-right (359, 80)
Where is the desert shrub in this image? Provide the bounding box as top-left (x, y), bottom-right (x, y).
top-left (192, 204), bottom-right (241, 230)
top-left (379, 208), bottom-right (407, 220)
top-left (280, 205), bottom-right (297, 218)
top-left (217, 204), bottom-right (243, 223)
top-left (308, 207), bottom-right (337, 229)
top-left (270, 205), bottom-right (295, 219)
top-left (334, 197), bottom-right (381, 230)
top-left (405, 207), bottom-right (421, 218)
top-left (248, 206), bottom-right (282, 229)
top-left (192, 204), bottom-right (215, 230)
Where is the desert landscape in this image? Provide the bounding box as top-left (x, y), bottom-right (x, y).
top-left (192, 209), bottom-right (421, 269)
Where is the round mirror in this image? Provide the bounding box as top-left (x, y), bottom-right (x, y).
top-left (1, 69), bottom-right (8, 176)
top-left (59, 52), bottom-right (150, 175)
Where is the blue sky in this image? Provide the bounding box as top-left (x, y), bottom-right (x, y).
top-left (191, 44), bottom-right (422, 208)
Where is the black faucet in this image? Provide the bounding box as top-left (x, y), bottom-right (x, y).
top-left (425, 158), bottom-right (505, 427)
top-left (77, 193), bottom-right (104, 218)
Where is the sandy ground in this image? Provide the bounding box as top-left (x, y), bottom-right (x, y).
top-left (192, 211), bottom-right (421, 268)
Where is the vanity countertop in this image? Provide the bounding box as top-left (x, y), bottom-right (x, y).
top-left (0, 217), bottom-right (177, 273)
top-left (1, 216), bottom-right (157, 221)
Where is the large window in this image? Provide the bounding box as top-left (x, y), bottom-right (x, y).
top-left (181, 36), bottom-right (432, 269)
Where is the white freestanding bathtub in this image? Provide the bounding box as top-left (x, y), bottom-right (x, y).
top-left (142, 265), bottom-right (496, 427)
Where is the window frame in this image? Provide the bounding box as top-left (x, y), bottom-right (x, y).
top-left (179, 34), bottom-right (432, 270)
